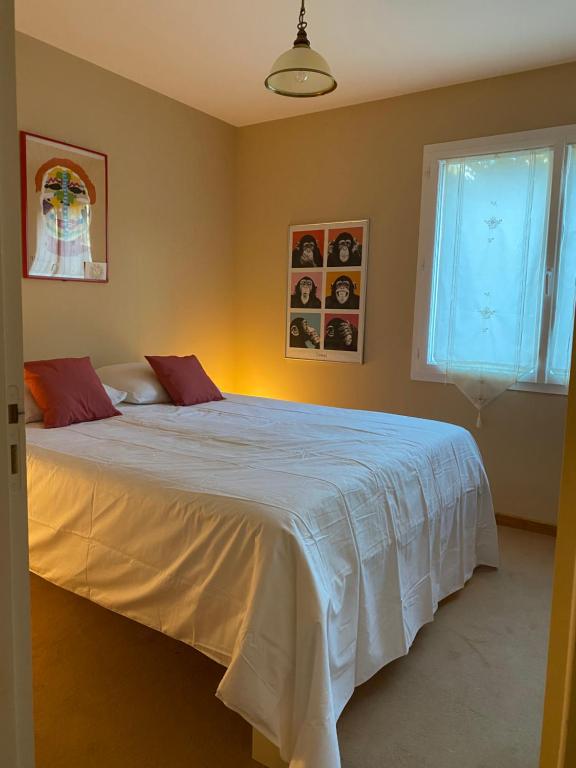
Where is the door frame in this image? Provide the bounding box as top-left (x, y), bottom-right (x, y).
top-left (540, 324), bottom-right (576, 768)
top-left (0, 1), bottom-right (35, 766)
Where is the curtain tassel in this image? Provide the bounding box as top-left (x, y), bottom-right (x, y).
top-left (476, 410), bottom-right (482, 429)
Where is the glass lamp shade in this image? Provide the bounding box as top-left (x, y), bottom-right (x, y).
top-left (265, 45), bottom-right (337, 97)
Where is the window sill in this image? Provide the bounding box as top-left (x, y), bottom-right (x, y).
top-left (411, 367), bottom-right (568, 396)
top-left (508, 381), bottom-right (567, 396)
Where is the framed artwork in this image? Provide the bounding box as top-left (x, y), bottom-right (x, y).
top-left (286, 220), bottom-right (369, 363)
top-left (20, 131), bottom-right (108, 282)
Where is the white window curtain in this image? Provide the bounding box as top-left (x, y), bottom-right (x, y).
top-left (429, 148), bottom-right (553, 425)
top-left (548, 145), bottom-right (576, 384)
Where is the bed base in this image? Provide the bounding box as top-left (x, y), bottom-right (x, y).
top-left (252, 728), bottom-right (288, 767)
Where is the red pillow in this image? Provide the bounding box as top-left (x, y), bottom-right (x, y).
top-left (24, 357), bottom-right (121, 429)
top-left (145, 355), bottom-right (223, 406)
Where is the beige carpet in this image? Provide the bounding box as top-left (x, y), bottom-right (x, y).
top-left (30, 526), bottom-right (554, 768)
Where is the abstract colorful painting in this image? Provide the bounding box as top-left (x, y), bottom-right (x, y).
top-left (20, 132), bottom-right (108, 282)
top-left (286, 220), bottom-right (369, 363)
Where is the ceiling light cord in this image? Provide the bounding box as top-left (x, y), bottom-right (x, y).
top-left (294, 0), bottom-right (310, 47)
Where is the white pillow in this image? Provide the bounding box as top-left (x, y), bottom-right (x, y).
top-left (24, 386), bottom-right (43, 423)
top-left (103, 383), bottom-right (128, 407)
top-left (96, 362), bottom-right (170, 404)
top-left (24, 381), bottom-right (126, 423)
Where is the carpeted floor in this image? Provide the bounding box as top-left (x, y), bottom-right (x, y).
top-left (30, 526), bottom-right (555, 768)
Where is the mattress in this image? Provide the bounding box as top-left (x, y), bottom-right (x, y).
top-left (26, 394), bottom-right (499, 768)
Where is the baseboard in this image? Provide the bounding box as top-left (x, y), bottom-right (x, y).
top-left (495, 513), bottom-right (557, 537)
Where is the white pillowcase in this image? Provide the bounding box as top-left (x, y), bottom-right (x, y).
top-left (103, 383), bottom-right (128, 407)
top-left (24, 387), bottom-right (43, 423)
top-left (24, 381), bottom-right (127, 424)
top-left (96, 362), bottom-right (170, 404)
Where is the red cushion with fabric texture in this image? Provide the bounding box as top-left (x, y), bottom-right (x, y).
top-left (145, 355), bottom-right (224, 406)
top-left (24, 357), bottom-right (121, 428)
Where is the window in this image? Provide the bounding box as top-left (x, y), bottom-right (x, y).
top-left (412, 126), bottom-right (576, 399)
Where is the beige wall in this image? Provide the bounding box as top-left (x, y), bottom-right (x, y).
top-left (235, 62), bottom-right (576, 525)
top-left (16, 34), bottom-right (237, 390)
top-left (15, 34), bottom-right (575, 524)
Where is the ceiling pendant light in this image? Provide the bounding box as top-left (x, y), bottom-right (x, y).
top-left (265, 0), bottom-right (337, 98)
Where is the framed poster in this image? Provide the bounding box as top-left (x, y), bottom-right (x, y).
top-left (286, 220), bottom-right (369, 363)
top-left (20, 131), bottom-right (108, 282)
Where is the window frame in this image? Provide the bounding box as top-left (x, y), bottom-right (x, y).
top-left (411, 124), bottom-right (576, 396)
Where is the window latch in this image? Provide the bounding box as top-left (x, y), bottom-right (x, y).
top-left (545, 269), bottom-right (554, 298)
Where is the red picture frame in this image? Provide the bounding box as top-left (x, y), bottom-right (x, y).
top-left (20, 131), bottom-right (109, 283)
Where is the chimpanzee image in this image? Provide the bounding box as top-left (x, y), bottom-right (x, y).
top-left (325, 274), bottom-right (360, 309)
top-left (324, 317), bottom-right (358, 352)
top-left (291, 275), bottom-right (322, 308)
top-left (292, 234), bottom-right (323, 268)
top-left (327, 231), bottom-right (362, 267)
top-left (289, 317), bottom-right (321, 349)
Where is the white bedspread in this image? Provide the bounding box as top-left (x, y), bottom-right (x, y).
top-left (27, 394), bottom-right (499, 768)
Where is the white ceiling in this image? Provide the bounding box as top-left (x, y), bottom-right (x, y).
top-left (15, 0), bottom-right (576, 127)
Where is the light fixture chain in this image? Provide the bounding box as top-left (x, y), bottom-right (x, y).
top-left (298, 0), bottom-right (307, 32)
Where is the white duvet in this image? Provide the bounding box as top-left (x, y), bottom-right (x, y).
top-left (27, 394), bottom-right (499, 768)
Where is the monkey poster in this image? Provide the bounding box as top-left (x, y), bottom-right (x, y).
top-left (327, 227), bottom-right (364, 267)
top-left (291, 229), bottom-right (325, 268)
top-left (290, 271), bottom-right (324, 308)
top-left (289, 314), bottom-right (322, 349)
top-left (286, 220), bottom-right (369, 363)
top-left (324, 314), bottom-right (359, 352)
top-left (325, 272), bottom-right (361, 309)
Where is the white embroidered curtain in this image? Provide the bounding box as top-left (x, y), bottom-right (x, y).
top-left (430, 148), bottom-right (553, 425)
top-left (548, 145), bottom-right (576, 384)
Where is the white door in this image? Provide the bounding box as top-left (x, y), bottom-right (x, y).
top-left (0, 0), bottom-right (36, 765)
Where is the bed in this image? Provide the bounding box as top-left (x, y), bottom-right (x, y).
top-left (26, 393), bottom-right (499, 768)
